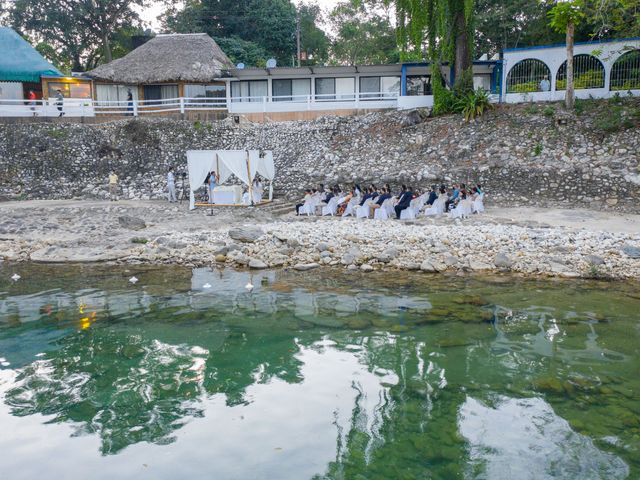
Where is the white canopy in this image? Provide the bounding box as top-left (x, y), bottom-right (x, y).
top-left (186, 150), bottom-right (275, 209)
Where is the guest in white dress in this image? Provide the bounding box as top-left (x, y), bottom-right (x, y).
top-left (252, 176), bottom-right (264, 204)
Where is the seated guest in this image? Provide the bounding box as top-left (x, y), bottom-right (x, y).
top-left (426, 185), bottom-right (438, 206)
top-left (296, 189), bottom-right (312, 215)
top-left (370, 187), bottom-right (391, 216)
top-left (336, 187), bottom-right (355, 216)
top-left (446, 183), bottom-right (460, 211)
top-left (394, 186), bottom-right (414, 219)
top-left (354, 184), bottom-right (362, 196)
top-left (359, 186), bottom-right (378, 206)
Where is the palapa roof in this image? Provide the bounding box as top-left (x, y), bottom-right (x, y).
top-left (87, 33), bottom-right (233, 84)
top-left (0, 27), bottom-right (62, 83)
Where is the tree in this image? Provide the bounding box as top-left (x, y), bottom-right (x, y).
top-left (474, 0), bottom-right (563, 57)
top-left (298, 2), bottom-right (330, 65)
top-left (161, 0), bottom-right (297, 66)
top-left (329, 2), bottom-right (399, 65)
top-left (214, 36), bottom-right (270, 67)
top-left (9, 0), bottom-right (147, 70)
top-left (548, 0), bottom-right (585, 110)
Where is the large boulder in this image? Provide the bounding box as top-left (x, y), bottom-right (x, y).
top-left (228, 226), bottom-right (264, 243)
top-left (118, 216), bottom-right (146, 230)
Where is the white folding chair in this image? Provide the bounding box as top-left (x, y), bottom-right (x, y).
top-left (425, 196), bottom-right (446, 217)
top-left (356, 200), bottom-right (373, 219)
top-left (342, 196), bottom-right (360, 217)
top-left (373, 198), bottom-right (394, 220)
top-left (400, 198), bottom-right (420, 220)
top-left (322, 196), bottom-right (341, 216)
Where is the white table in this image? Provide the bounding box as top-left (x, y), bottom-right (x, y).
top-left (212, 185), bottom-right (243, 204)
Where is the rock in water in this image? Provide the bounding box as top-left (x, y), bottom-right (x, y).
top-left (229, 226), bottom-right (264, 243)
top-left (294, 263), bottom-right (320, 271)
top-left (118, 216), bottom-right (147, 230)
top-left (248, 258), bottom-right (268, 269)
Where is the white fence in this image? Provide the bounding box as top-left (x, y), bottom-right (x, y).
top-left (0, 87), bottom-right (637, 118)
top-left (0, 92), bottom-right (404, 118)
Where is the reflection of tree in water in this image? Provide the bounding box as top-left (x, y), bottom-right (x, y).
top-left (203, 330), bottom-right (304, 406)
top-left (3, 323), bottom-right (306, 455)
top-left (311, 333), bottom-right (471, 480)
top-left (5, 328), bottom-right (207, 454)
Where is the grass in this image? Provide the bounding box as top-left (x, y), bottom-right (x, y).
top-left (130, 237), bottom-right (148, 244)
top-left (567, 96), bottom-right (640, 135)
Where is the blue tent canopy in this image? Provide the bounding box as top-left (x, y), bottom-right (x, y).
top-left (0, 27), bottom-right (62, 83)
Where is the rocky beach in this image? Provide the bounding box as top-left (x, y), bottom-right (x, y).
top-left (1, 199), bottom-right (638, 280)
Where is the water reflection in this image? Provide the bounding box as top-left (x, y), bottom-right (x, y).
top-left (0, 265), bottom-right (638, 479)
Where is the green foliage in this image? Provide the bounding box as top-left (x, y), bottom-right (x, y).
top-left (455, 88), bottom-right (493, 121)
top-left (524, 103), bottom-right (539, 114)
top-left (543, 105), bottom-right (555, 117)
top-left (162, 0), bottom-right (296, 66)
top-left (46, 128), bottom-right (68, 139)
top-left (509, 81), bottom-right (541, 93)
top-left (548, 0), bottom-right (585, 33)
top-left (8, 0), bottom-right (147, 71)
top-left (298, 2), bottom-right (330, 65)
top-left (533, 143), bottom-right (543, 156)
top-left (556, 69), bottom-right (604, 90)
top-left (213, 36), bottom-right (269, 67)
top-left (130, 237), bottom-right (148, 244)
top-left (193, 120), bottom-right (203, 131)
top-left (329, 2), bottom-right (399, 65)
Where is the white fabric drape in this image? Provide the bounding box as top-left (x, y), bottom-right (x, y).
top-left (186, 150), bottom-right (275, 209)
top-left (187, 150), bottom-right (216, 210)
top-left (253, 151), bottom-right (275, 200)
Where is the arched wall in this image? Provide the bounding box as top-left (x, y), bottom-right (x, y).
top-left (501, 38), bottom-right (640, 103)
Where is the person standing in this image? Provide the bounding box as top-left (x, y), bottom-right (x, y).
top-left (27, 90), bottom-right (37, 116)
top-left (539, 75), bottom-right (551, 92)
top-left (55, 89), bottom-right (64, 117)
top-left (108, 171), bottom-right (119, 201)
top-left (167, 167), bottom-right (177, 203)
top-left (208, 170), bottom-right (219, 204)
top-left (126, 90), bottom-right (134, 116)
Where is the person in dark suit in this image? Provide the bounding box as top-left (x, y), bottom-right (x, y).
top-left (370, 187), bottom-right (391, 216)
top-left (426, 185), bottom-right (438, 206)
top-left (395, 186), bottom-right (414, 219)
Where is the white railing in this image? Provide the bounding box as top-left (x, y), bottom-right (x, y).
top-left (0, 92), bottom-right (400, 117)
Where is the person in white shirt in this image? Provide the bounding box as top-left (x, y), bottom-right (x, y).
top-left (167, 167), bottom-right (176, 203)
top-left (252, 176), bottom-right (264, 204)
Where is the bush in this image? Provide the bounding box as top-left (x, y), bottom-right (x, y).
top-left (455, 88), bottom-right (494, 121)
top-left (542, 105), bottom-right (555, 117)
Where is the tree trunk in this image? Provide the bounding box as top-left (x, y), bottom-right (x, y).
top-left (454, 11), bottom-right (472, 92)
top-left (103, 34), bottom-right (112, 63)
top-left (565, 21), bottom-right (574, 110)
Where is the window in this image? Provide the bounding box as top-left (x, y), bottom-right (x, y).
top-left (359, 76), bottom-right (400, 99)
top-left (143, 84), bottom-right (178, 105)
top-left (184, 84), bottom-right (226, 100)
top-left (556, 54), bottom-right (605, 90)
top-left (506, 59), bottom-right (551, 93)
top-left (96, 85), bottom-right (138, 104)
top-left (272, 79), bottom-right (310, 102)
top-left (610, 50), bottom-right (640, 91)
top-left (473, 74), bottom-right (492, 91)
top-left (406, 76), bottom-right (432, 96)
top-left (359, 77), bottom-right (380, 99)
top-left (230, 80), bottom-right (268, 102)
top-left (47, 82), bottom-right (92, 99)
top-left (315, 77), bottom-right (355, 101)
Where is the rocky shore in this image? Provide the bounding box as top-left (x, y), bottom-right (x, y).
top-left (1, 200), bottom-right (639, 280)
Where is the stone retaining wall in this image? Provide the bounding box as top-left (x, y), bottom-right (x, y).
top-left (0, 103), bottom-right (638, 211)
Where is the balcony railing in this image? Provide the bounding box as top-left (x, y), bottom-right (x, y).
top-left (0, 92), bottom-right (403, 118)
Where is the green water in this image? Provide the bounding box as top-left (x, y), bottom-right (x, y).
top-left (0, 264), bottom-right (638, 480)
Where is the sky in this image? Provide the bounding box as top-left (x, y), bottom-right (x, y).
top-left (138, 0), bottom-right (344, 31)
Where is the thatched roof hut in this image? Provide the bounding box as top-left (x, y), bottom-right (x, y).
top-left (87, 33), bottom-right (233, 84)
